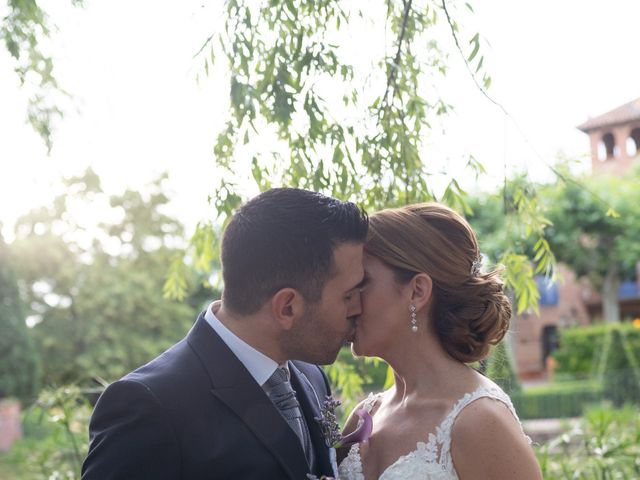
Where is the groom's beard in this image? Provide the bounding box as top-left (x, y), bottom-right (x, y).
top-left (280, 303), bottom-right (348, 365)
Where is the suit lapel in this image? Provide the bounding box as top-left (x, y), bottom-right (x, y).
top-left (289, 362), bottom-right (334, 477)
top-left (186, 314), bottom-right (309, 480)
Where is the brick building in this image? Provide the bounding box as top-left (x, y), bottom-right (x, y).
top-left (577, 97), bottom-right (640, 176)
top-left (512, 98), bottom-right (640, 380)
top-left (512, 265), bottom-right (593, 380)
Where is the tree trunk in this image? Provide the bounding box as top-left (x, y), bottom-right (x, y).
top-left (602, 263), bottom-right (620, 323)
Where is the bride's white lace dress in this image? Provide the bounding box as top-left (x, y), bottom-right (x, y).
top-left (337, 385), bottom-right (531, 479)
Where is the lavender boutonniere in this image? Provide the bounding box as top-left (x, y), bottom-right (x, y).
top-left (315, 396), bottom-right (342, 447)
top-left (315, 396), bottom-right (373, 448)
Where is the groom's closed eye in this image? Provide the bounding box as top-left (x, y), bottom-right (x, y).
top-left (344, 275), bottom-right (368, 301)
top-left (344, 287), bottom-right (361, 301)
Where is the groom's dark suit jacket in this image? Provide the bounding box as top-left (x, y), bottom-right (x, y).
top-left (81, 312), bottom-right (335, 479)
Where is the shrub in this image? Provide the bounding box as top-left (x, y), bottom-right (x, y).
top-left (0, 386), bottom-right (90, 480)
top-left (512, 380), bottom-right (603, 419)
top-left (553, 323), bottom-right (640, 379)
top-left (553, 323), bottom-right (640, 406)
top-left (537, 404), bottom-right (640, 479)
top-left (602, 330), bottom-right (640, 406)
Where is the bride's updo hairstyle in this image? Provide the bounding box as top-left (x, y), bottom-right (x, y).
top-left (366, 203), bottom-right (511, 363)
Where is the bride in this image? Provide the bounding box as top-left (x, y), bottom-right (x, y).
top-left (338, 203), bottom-right (542, 479)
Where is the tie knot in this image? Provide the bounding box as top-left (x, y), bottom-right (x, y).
top-left (265, 366), bottom-right (290, 389)
top-left (264, 366), bottom-right (301, 413)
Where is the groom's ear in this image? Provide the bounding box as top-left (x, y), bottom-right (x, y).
top-left (410, 273), bottom-right (433, 311)
top-left (270, 288), bottom-right (304, 330)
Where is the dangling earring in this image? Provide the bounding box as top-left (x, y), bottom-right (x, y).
top-left (410, 304), bottom-right (418, 332)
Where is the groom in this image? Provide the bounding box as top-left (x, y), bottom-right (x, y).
top-left (81, 188), bottom-right (368, 479)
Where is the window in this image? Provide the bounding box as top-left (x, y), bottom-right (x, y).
top-left (597, 132), bottom-right (615, 161)
top-left (627, 128), bottom-right (640, 157)
top-left (618, 280), bottom-right (639, 300)
top-left (537, 276), bottom-right (559, 306)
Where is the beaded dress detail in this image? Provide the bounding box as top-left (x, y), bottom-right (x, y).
top-left (338, 385), bottom-right (531, 480)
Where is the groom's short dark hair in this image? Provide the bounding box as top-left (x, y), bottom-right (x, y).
top-left (221, 188), bottom-right (368, 315)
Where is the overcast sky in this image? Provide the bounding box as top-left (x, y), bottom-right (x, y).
top-left (1, 0), bottom-right (638, 240)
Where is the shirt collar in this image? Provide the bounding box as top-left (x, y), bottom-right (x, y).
top-left (204, 302), bottom-right (280, 386)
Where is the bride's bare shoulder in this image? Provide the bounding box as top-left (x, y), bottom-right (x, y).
top-left (450, 396), bottom-right (542, 480)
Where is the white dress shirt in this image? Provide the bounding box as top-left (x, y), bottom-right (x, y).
top-left (205, 303), bottom-right (324, 472)
top-left (204, 302), bottom-right (280, 386)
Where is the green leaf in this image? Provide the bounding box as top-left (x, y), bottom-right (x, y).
top-left (606, 207), bottom-right (620, 218)
top-left (163, 252), bottom-right (189, 301)
top-left (383, 364), bottom-right (395, 390)
top-left (468, 33), bottom-right (480, 62)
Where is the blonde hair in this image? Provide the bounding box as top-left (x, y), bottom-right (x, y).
top-left (366, 203), bottom-right (511, 363)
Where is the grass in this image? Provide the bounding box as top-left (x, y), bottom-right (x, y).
top-left (0, 459), bottom-right (27, 480)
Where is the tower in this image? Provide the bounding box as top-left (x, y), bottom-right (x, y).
top-left (577, 98), bottom-right (640, 176)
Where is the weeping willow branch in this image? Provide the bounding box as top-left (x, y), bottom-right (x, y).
top-left (441, 0), bottom-right (617, 218)
top-left (440, 0), bottom-right (502, 110)
top-left (380, 0), bottom-right (413, 110)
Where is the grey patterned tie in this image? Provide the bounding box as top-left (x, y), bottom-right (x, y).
top-left (263, 366), bottom-right (314, 467)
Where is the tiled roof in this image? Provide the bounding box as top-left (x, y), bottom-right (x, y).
top-left (577, 98), bottom-right (640, 132)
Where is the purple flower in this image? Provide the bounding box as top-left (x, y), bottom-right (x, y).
top-left (335, 408), bottom-right (373, 447)
top-left (315, 396), bottom-right (374, 448)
